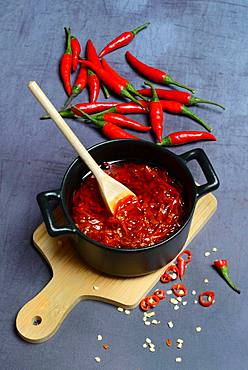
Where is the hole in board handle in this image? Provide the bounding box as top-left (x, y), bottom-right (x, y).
top-left (32, 316), bottom-right (42, 326)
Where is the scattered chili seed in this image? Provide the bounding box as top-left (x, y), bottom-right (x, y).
top-left (174, 305), bottom-right (180, 310)
top-left (102, 344), bottom-right (110, 350)
top-left (177, 343), bottom-right (183, 349)
top-left (94, 357), bottom-right (101, 363)
top-left (149, 347), bottom-right (155, 352)
top-left (170, 298), bottom-right (179, 305)
top-left (168, 321), bottom-right (174, 328)
top-left (196, 326), bottom-right (202, 332)
top-left (175, 357), bottom-right (182, 363)
top-left (144, 321), bottom-right (151, 326)
top-left (145, 338), bottom-right (152, 344)
top-left (212, 247), bottom-right (218, 252)
top-left (146, 312), bottom-right (155, 318)
top-left (166, 338), bottom-right (172, 347)
top-left (182, 301), bottom-right (188, 306)
top-left (204, 251), bottom-right (211, 257)
top-left (124, 309), bottom-right (131, 315)
top-left (167, 290), bottom-right (173, 295)
top-left (97, 335), bottom-right (102, 341)
top-left (191, 290), bottom-right (196, 295)
top-left (177, 296), bottom-right (182, 302)
top-left (143, 343), bottom-right (148, 348)
top-left (117, 307), bottom-right (124, 312)
top-left (204, 278), bottom-right (209, 284)
top-left (194, 300), bottom-right (198, 304)
top-left (93, 285), bottom-right (99, 290)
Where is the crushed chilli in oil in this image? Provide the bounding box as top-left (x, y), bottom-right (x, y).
top-left (71, 162), bottom-right (186, 249)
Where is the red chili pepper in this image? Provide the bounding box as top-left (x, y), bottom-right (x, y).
top-left (213, 259), bottom-right (240, 294)
top-left (199, 291), bottom-right (215, 307)
top-left (146, 295), bottom-right (160, 307)
top-left (139, 298), bottom-right (150, 311)
top-left (153, 289), bottom-right (166, 300)
top-left (172, 283), bottom-right (187, 297)
top-left (71, 35), bottom-right (81, 72)
top-left (72, 106), bottom-right (140, 140)
top-left (126, 51), bottom-right (195, 93)
top-left (101, 58), bottom-right (147, 101)
top-left (99, 22), bottom-right (150, 58)
top-left (60, 27), bottom-right (72, 96)
top-left (91, 111), bottom-right (151, 132)
top-left (79, 59), bottom-right (145, 107)
top-left (137, 88), bottom-right (225, 109)
top-left (159, 131), bottom-right (217, 146)
top-left (40, 101), bottom-right (148, 120)
top-left (159, 100), bottom-right (212, 132)
top-left (87, 69), bottom-right (100, 103)
top-left (145, 81), bottom-right (163, 142)
top-left (63, 64), bottom-right (88, 109)
top-left (176, 250), bottom-right (192, 280)
top-left (160, 264), bottom-right (179, 283)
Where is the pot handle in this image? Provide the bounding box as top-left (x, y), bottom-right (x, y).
top-left (180, 148), bottom-right (219, 199)
top-left (37, 190), bottom-right (76, 236)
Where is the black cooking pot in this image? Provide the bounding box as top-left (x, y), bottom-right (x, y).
top-left (37, 139), bottom-right (219, 277)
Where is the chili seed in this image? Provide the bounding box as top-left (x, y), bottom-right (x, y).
top-left (144, 321), bottom-right (151, 326)
top-left (97, 335), bottom-right (102, 341)
top-left (191, 290), bottom-right (196, 295)
top-left (174, 305), bottom-right (179, 310)
top-left (177, 296), bottom-right (182, 302)
top-left (212, 247), bottom-right (218, 252)
top-left (182, 301), bottom-right (188, 306)
top-left (177, 343), bottom-right (183, 349)
top-left (177, 338), bottom-right (184, 344)
top-left (194, 300), bottom-right (198, 304)
top-left (145, 338), bottom-right (152, 344)
top-left (171, 273), bottom-right (178, 280)
top-left (94, 357), bottom-right (101, 363)
top-left (167, 290), bottom-right (173, 295)
top-left (175, 357), bottom-right (182, 363)
top-left (196, 326), bottom-right (202, 332)
top-left (117, 307), bottom-right (124, 312)
top-left (170, 298), bottom-right (178, 305)
top-left (204, 278), bottom-right (209, 284)
top-left (143, 343), bottom-right (148, 348)
top-left (124, 309), bottom-right (131, 315)
top-left (149, 347), bottom-right (155, 352)
top-left (204, 251), bottom-right (211, 257)
top-left (167, 321), bottom-right (174, 328)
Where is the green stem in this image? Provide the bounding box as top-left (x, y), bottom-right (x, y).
top-left (91, 107), bottom-right (117, 119)
top-left (157, 136), bottom-right (172, 146)
top-left (63, 93), bottom-right (78, 110)
top-left (189, 96), bottom-right (225, 110)
top-left (120, 88), bottom-right (147, 108)
top-left (144, 81), bottom-right (159, 102)
top-left (126, 83), bottom-right (148, 101)
top-left (101, 83), bottom-right (110, 99)
top-left (131, 22), bottom-right (150, 36)
top-left (164, 74), bottom-right (195, 94)
top-left (64, 27), bottom-right (72, 55)
top-left (72, 106), bottom-right (104, 127)
top-left (181, 105), bottom-right (212, 132)
top-left (40, 109), bottom-right (75, 120)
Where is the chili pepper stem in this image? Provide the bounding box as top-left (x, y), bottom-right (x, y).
top-left (63, 93), bottom-right (78, 109)
top-left (72, 106), bottom-right (104, 127)
top-left (215, 266), bottom-right (241, 294)
top-left (101, 84), bottom-right (110, 99)
top-left (91, 107), bottom-right (117, 119)
top-left (189, 97), bottom-right (225, 109)
top-left (120, 88), bottom-right (147, 108)
top-left (164, 75), bottom-right (195, 94)
top-left (40, 109), bottom-right (74, 120)
top-left (64, 27), bottom-right (72, 54)
top-left (131, 22), bottom-right (150, 36)
top-left (157, 136), bottom-right (171, 146)
top-left (181, 105), bottom-right (212, 132)
top-left (126, 84), bottom-right (148, 101)
top-left (144, 81), bottom-right (159, 101)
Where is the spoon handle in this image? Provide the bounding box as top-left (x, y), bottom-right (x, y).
top-left (28, 81), bottom-right (102, 177)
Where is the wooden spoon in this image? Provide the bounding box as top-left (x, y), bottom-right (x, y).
top-left (28, 81), bottom-right (135, 215)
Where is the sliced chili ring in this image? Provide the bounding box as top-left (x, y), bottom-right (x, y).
top-left (153, 289), bottom-right (166, 300)
top-left (177, 249), bottom-right (192, 264)
top-left (139, 298), bottom-right (150, 311)
top-left (160, 273), bottom-right (172, 283)
top-left (146, 294), bottom-right (160, 307)
top-left (199, 291), bottom-right (215, 307)
top-left (172, 283), bottom-right (187, 297)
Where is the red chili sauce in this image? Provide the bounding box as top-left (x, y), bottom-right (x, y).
top-left (71, 162), bottom-right (186, 249)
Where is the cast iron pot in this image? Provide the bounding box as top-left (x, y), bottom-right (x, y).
top-left (37, 139), bottom-right (219, 277)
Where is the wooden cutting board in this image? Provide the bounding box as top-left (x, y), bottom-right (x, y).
top-left (16, 192), bottom-right (217, 343)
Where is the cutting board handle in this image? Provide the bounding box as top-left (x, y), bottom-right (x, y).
top-left (16, 276), bottom-right (81, 343)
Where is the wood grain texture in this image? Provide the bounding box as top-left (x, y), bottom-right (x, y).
top-left (16, 192), bottom-right (217, 343)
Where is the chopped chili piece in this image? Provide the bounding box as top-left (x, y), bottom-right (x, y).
top-left (102, 344), bottom-right (110, 350)
top-left (213, 259), bottom-right (240, 294)
top-left (153, 289), bottom-right (166, 300)
top-left (147, 295), bottom-right (160, 308)
top-left (177, 250), bottom-right (192, 280)
top-left (178, 250), bottom-right (192, 264)
top-left (139, 298), bottom-right (150, 312)
top-left (172, 283), bottom-right (187, 297)
top-left (166, 338), bottom-right (172, 347)
top-left (199, 291), bottom-right (215, 307)
top-left (160, 265), bottom-right (179, 283)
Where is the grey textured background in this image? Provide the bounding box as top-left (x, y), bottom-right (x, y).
top-left (1, 1), bottom-right (248, 369)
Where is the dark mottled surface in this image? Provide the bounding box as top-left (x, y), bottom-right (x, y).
top-left (1, 1), bottom-right (248, 369)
